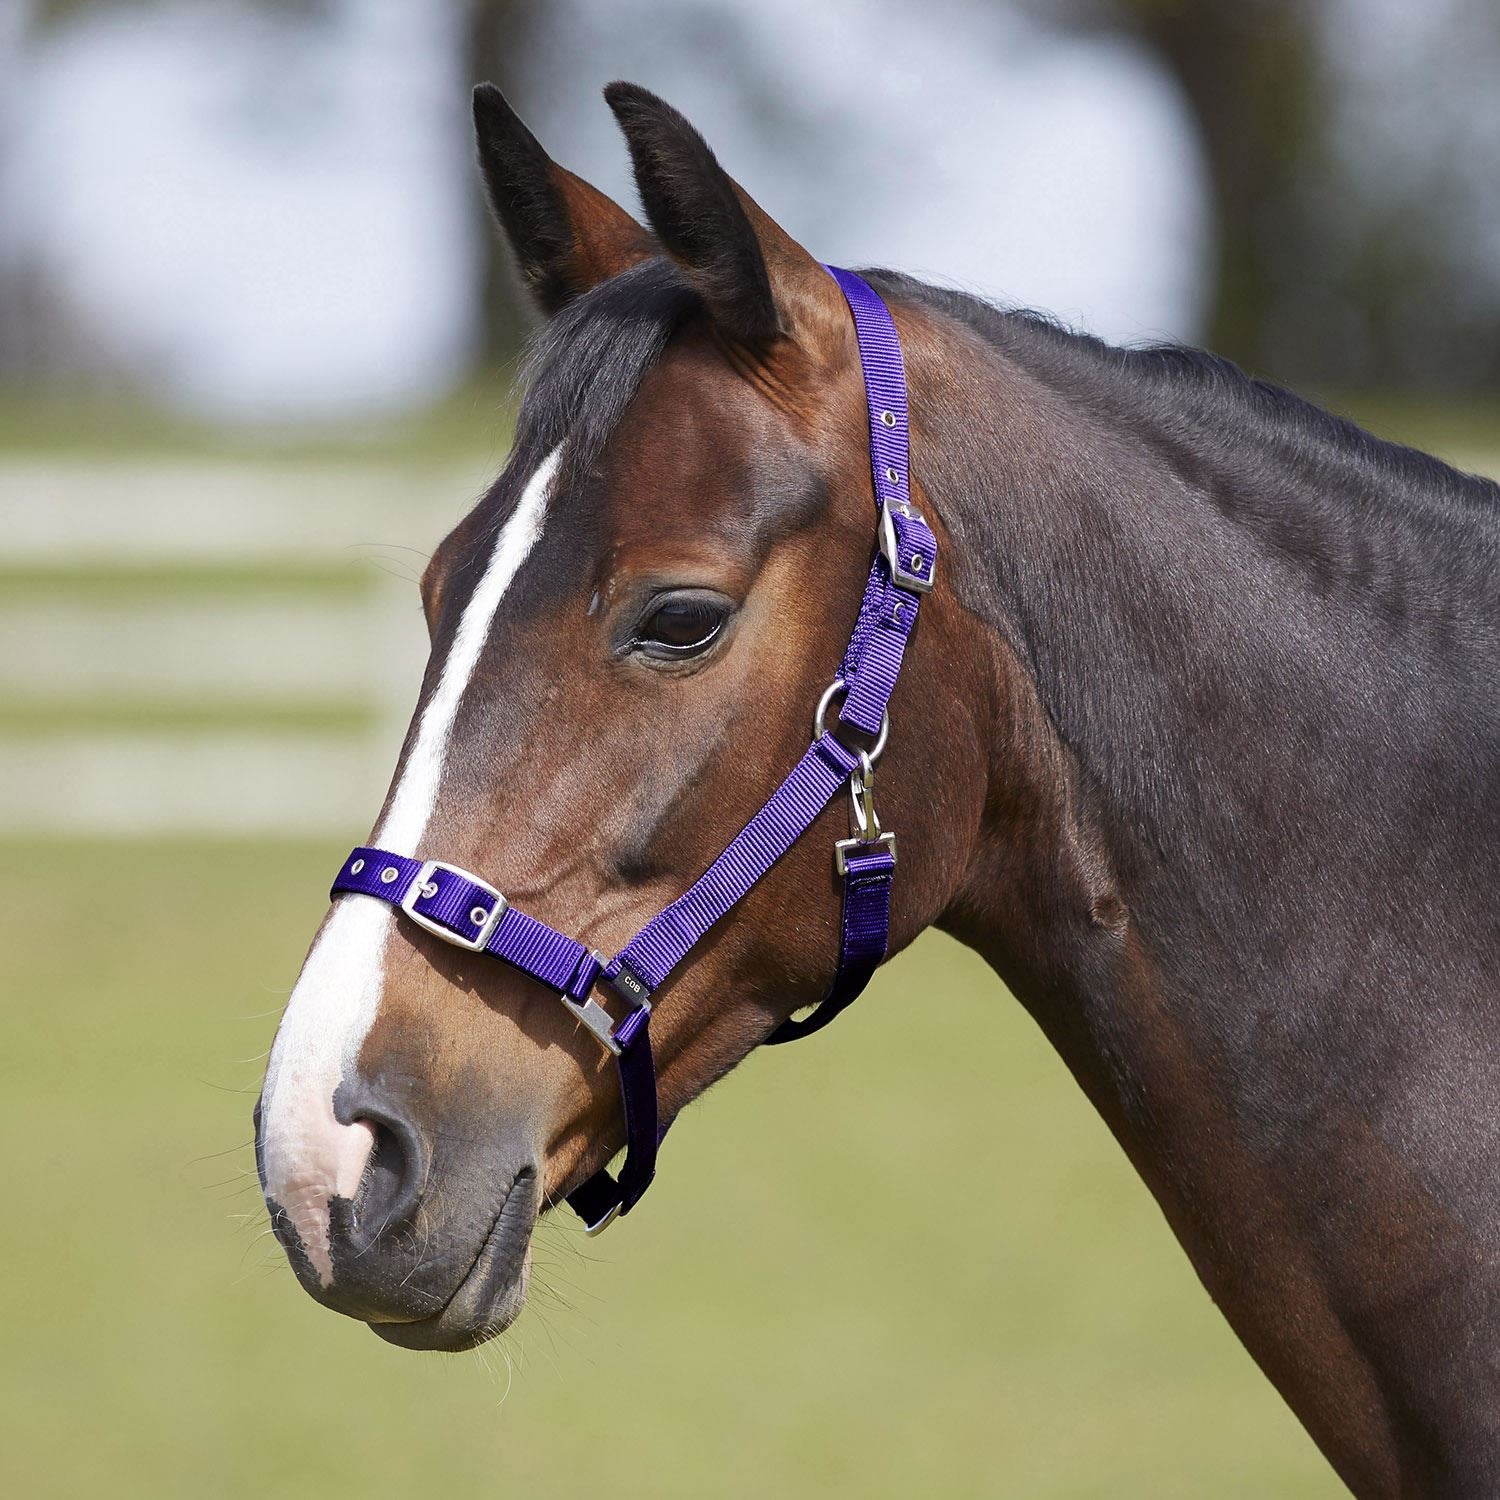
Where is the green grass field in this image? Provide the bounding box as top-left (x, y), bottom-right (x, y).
top-left (3, 837), bottom-right (1340, 1499)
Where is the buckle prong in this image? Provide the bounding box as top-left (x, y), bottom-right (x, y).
top-left (879, 498), bottom-right (934, 594)
top-left (399, 860), bottom-right (506, 951)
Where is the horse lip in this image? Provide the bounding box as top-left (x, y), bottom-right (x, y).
top-left (371, 1165), bottom-right (539, 1352)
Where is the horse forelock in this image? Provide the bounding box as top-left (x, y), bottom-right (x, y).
top-left (516, 256), bottom-right (699, 477)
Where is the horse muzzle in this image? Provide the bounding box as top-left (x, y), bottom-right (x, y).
top-left (254, 1088), bottom-right (542, 1350)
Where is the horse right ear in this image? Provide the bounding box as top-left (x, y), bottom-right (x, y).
top-left (603, 82), bottom-right (847, 354)
top-left (473, 84), bottom-right (655, 315)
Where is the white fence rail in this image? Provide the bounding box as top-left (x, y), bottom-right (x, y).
top-left (0, 456), bottom-right (495, 835)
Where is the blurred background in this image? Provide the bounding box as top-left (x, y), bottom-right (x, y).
top-left (3, 1), bottom-right (1496, 1495)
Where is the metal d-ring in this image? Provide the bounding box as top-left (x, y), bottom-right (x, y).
top-left (812, 678), bottom-right (890, 765)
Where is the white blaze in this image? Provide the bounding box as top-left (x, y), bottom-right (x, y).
top-left (259, 448), bottom-right (559, 1284)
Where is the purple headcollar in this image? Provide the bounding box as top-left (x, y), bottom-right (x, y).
top-left (330, 268), bottom-right (937, 1233)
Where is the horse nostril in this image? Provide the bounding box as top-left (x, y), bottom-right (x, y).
top-left (350, 1112), bottom-right (427, 1240)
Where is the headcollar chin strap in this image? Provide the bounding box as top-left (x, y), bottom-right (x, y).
top-left (328, 268), bottom-right (936, 1234)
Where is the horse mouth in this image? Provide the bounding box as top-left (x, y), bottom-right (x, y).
top-left (370, 1165), bottom-right (540, 1352)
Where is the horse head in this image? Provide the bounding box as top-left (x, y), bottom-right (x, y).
top-left (254, 84), bottom-right (981, 1350)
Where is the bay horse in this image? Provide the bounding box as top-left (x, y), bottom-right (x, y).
top-left (255, 82), bottom-right (1500, 1495)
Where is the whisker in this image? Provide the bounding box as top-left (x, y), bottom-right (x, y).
top-left (227, 1049), bottom-right (273, 1066)
top-left (186, 1141), bottom-right (257, 1166)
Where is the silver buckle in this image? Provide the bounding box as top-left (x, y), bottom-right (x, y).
top-left (835, 830), bottom-right (897, 876)
top-left (560, 953), bottom-right (651, 1058)
top-left (400, 860), bottom-right (507, 952)
top-left (561, 993), bottom-right (624, 1056)
top-left (879, 498), bottom-right (933, 594)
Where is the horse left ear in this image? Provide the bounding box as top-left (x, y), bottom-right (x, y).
top-left (603, 82), bottom-right (846, 351)
top-left (474, 83), bottom-right (656, 314)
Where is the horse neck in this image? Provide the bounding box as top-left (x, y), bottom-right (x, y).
top-left (908, 307), bottom-right (1500, 1489)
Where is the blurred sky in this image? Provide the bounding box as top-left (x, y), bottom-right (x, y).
top-left (1, 0), bottom-right (1208, 420)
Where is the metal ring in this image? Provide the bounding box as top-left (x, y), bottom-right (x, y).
top-left (812, 678), bottom-right (890, 764)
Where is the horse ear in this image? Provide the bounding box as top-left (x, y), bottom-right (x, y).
top-left (473, 83), bottom-right (655, 315)
top-left (603, 82), bottom-right (844, 350)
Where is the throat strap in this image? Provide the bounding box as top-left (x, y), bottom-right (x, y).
top-left (766, 839), bottom-right (895, 1045)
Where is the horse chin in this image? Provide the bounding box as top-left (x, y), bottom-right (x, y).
top-left (370, 1171), bottom-right (539, 1352)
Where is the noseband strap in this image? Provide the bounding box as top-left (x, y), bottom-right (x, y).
top-left (327, 268), bottom-right (936, 1233)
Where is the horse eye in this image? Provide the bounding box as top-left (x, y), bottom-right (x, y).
top-left (636, 596), bottom-right (727, 658)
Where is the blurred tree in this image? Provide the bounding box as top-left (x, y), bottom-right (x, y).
top-left (1041, 0), bottom-right (1500, 389)
top-left (11, 0), bottom-right (1500, 393)
top-left (20, 0), bottom-right (541, 378)
top-left (27, 0), bottom-right (316, 27)
top-left (1134, 1), bottom-right (1322, 375)
top-left (1038, 0), bottom-right (1329, 377)
top-left (464, 0), bottom-right (545, 374)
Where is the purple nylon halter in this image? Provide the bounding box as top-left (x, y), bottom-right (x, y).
top-left (329, 267), bottom-right (936, 1233)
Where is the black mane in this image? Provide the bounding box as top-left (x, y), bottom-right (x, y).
top-left (520, 256), bottom-right (1499, 542)
top-left (516, 257), bottom-right (697, 473)
top-left (866, 269), bottom-right (1500, 525)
